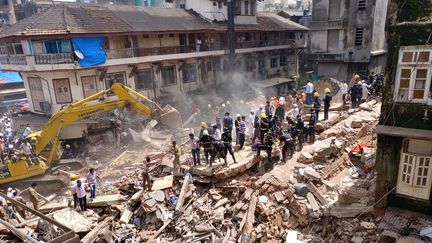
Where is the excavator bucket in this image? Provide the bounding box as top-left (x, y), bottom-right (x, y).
top-left (158, 104), bottom-right (183, 129)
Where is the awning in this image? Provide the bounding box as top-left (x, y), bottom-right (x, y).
top-left (376, 125), bottom-right (432, 140)
top-left (255, 78), bottom-right (296, 89)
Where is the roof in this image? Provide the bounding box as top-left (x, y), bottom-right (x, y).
top-left (376, 125), bottom-right (432, 140)
top-left (0, 4), bottom-right (308, 38)
top-left (254, 77), bottom-right (296, 89)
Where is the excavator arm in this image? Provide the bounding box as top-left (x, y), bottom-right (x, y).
top-left (34, 83), bottom-right (181, 164)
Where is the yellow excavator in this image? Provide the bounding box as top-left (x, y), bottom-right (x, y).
top-left (0, 83), bottom-right (182, 190)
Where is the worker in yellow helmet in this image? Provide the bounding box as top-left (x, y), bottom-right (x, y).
top-left (259, 112), bottom-right (269, 142)
top-left (69, 174), bottom-right (78, 209)
top-left (312, 92), bottom-right (321, 121)
top-left (199, 122), bottom-right (207, 139)
top-left (323, 88), bottom-right (332, 120)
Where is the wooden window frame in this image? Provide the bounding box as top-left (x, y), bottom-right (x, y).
top-left (161, 66), bottom-right (177, 87)
top-left (81, 75), bottom-right (98, 98)
top-left (53, 78), bottom-right (73, 104)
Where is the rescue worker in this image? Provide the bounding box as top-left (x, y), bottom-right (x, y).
top-left (312, 92), bottom-right (321, 121)
top-left (28, 183), bottom-right (40, 210)
top-left (199, 130), bottom-right (216, 166)
top-left (323, 88), bottom-right (332, 121)
top-left (257, 133), bottom-right (273, 169)
top-left (274, 102), bottom-right (285, 122)
top-left (171, 141), bottom-right (181, 172)
top-left (188, 133), bottom-right (201, 166)
top-left (22, 124), bottom-right (32, 141)
top-left (280, 132), bottom-right (294, 161)
top-left (350, 81), bottom-right (362, 108)
top-left (286, 116), bottom-right (296, 130)
top-left (221, 128), bottom-right (237, 165)
top-left (308, 109), bottom-right (317, 144)
top-left (142, 157), bottom-right (152, 190)
top-left (223, 112), bottom-right (233, 136)
top-left (213, 125), bottom-right (222, 140)
top-left (12, 190), bottom-right (26, 219)
top-left (252, 115), bottom-right (260, 145)
top-left (264, 100), bottom-right (272, 117)
top-left (199, 122), bottom-right (207, 139)
top-left (259, 113), bottom-right (269, 142)
top-left (234, 114), bottom-right (241, 144)
top-left (69, 174), bottom-right (78, 209)
top-left (238, 116), bottom-right (246, 149)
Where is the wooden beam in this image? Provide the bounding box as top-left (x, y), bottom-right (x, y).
top-left (241, 191), bottom-right (258, 242)
top-left (175, 174), bottom-right (192, 211)
top-left (81, 213), bottom-right (118, 243)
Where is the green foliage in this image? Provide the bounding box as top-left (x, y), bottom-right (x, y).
top-left (396, 0), bottom-right (432, 22)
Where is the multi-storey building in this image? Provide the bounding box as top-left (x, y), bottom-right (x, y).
top-left (0, 3), bottom-right (308, 115)
top-left (308, 0), bottom-right (388, 81)
top-left (375, 1), bottom-right (432, 214)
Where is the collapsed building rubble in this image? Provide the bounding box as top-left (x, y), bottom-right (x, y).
top-left (0, 100), bottom-right (391, 242)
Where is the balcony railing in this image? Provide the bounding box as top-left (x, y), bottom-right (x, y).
top-left (0, 55), bottom-right (27, 65)
top-left (105, 40), bottom-right (299, 59)
top-left (34, 53), bottom-right (74, 65)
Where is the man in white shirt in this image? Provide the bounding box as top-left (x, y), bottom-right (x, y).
top-left (72, 180), bottom-right (87, 211)
top-left (212, 125), bottom-right (222, 141)
top-left (188, 133), bottom-right (200, 166)
top-left (361, 81), bottom-right (370, 102)
top-left (20, 141), bottom-right (32, 159)
top-left (22, 124), bottom-right (32, 139)
top-left (86, 168), bottom-right (100, 200)
top-left (305, 80), bottom-right (314, 105)
top-left (340, 81), bottom-right (348, 106)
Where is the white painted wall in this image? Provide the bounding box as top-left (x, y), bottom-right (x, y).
top-left (185, 0), bottom-right (228, 21)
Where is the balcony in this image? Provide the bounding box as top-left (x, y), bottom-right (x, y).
top-left (34, 53), bottom-right (75, 65)
top-left (105, 39), bottom-right (300, 60)
top-left (0, 55), bottom-right (27, 65)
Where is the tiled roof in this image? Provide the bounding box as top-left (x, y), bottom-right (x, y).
top-left (0, 4), bottom-right (308, 38)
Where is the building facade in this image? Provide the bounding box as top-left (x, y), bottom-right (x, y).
top-left (0, 3), bottom-right (308, 115)
top-left (308, 0), bottom-right (388, 81)
top-left (375, 0), bottom-right (432, 214)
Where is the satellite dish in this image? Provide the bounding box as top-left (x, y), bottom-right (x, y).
top-left (74, 50), bottom-right (84, 60)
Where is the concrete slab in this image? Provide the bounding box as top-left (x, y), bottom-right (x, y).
top-left (151, 175), bottom-right (174, 191)
top-left (88, 194), bottom-right (122, 207)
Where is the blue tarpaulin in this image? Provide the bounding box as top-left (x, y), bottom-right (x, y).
top-left (0, 71), bottom-right (22, 83)
top-left (72, 37), bottom-right (106, 67)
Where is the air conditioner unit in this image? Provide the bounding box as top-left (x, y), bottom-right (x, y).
top-left (40, 101), bottom-right (51, 113)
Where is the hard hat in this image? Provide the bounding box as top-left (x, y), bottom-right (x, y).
top-left (313, 92), bottom-right (319, 97)
top-left (324, 88), bottom-right (331, 93)
top-left (236, 113), bottom-right (240, 117)
top-left (221, 104), bottom-right (226, 108)
top-left (202, 130), bottom-right (209, 136)
top-left (6, 200), bottom-right (11, 204)
top-left (69, 174), bottom-right (78, 180)
top-left (261, 113), bottom-right (267, 119)
top-left (7, 188), bottom-right (12, 192)
top-left (293, 104), bottom-right (298, 108)
top-left (65, 144), bottom-right (71, 149)
top-left (201, 122), bottom-right (206, 127)
top-left (208, 104), bottom-right (212, 108)
top-left (31, 136), bottom-right (37, 141)
top-left (226, 101), bottom-right (230, 105)
top-left (355, 74), bottom-right (360, 80)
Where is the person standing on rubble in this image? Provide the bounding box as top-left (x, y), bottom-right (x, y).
top-left (252, 115), bottom-right (260, 145)
top-left (199, 130), bottom-right (216, 166)
top-left (234, 114), bottom-right (241, 144)
top-left (349, 81), bottom-right (362, 108)
top-left (238, 116), bottom-right (246, 149)
top-left (259, 113), bottom-right (269, 142)
top-left (28, 183), bottom-right (40, 210)
top-left (142, 157), bottom-right (152, 190)
top-left (223, 112), bottom-right (233, 136)
top-left (188, 133), bottom-right (201, 166)
top-left (12, 190), bottom-right (26, 219)
top-left (340, 81), bottom-right (348, 106)
top-left (323, 88), bottom-right (332, 121)
top-left (86, 168), bottom-right (101, 201)
top-left (69, 174), bottom-right (79, 209)
top-left (221, 128), bottom-right (237, 164)
top-left (305, 80), bottom-right (314, 105)
top-left (312, 92), bottom-right (321, 121)
top-left (213, 125), bottom-right (222, 140)
top-left (264, 100), bottom-right (272, 117)
top-left (256, 132), bottom-right (273, 169)
top-left (171, 141), bottom-right (181, 172)
top-left (247, 110), bottom-right (255, 142)
top-left (308, 109), bottom-right (317, 144)
top-left (73, 180), bottom-right (87, 211)
top-left (21, 124), bottom-right (32, 141)
top-left (199, 122), bottom-right (207, 139)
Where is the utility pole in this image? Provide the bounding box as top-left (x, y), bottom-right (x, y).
top-left (227, 0), bottom-right (236, 70)
top-left (7, 0), bottom-right (16, 25)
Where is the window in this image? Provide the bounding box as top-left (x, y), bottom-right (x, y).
top-left (245, 1), bottom-right (249, 15)
top-left (234, 0), bottom-right (241, 15)
top-left (280, 54), bottom-right (287, 66)
top-left (213, 1), bottom-right (216, 6)
top-left (355, 28), bottom-right (363, 46)
top-left (271, 56), bottom-right (279, 68)
top-left (250, 0), bottom-right (255, 15)
top-left (42, 39), bottom-right (72, 54)
top-left (169, 34), bottom-right (175, 38)
top-left (4, 40), bottom-right (23, 55)
top-left (104, 72), bottom-right (126, 91)
top-left (161, 66), bottom-right (176, 86)
top-left (397, 139), bottom-right (432, 200)
top-left (358, 0), bottom-right (366, 10)
top-left (218, 1), bottom-right (222, 8)
top-left (53, 78), bottom-right (72, 104)
top-left (28, 77), bottom-right (45, 112)
top-left (81, 76), bottom-right (98, 98)
top-left (395, 49), bottom-right (432, 102)
top-left (182, 64), bottom-right (197, 83)
top-left (135, 69), bottom-right (154, 90)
